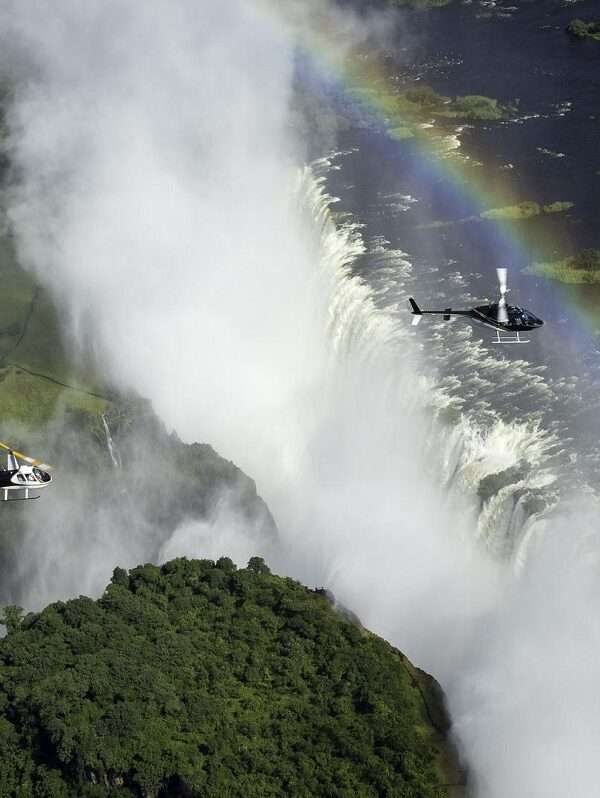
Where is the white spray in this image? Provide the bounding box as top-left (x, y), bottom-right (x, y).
top-left (2, 3), bottom-right (600, 797)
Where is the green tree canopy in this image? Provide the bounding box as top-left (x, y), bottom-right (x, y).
top-left (0, 558), bottom-right (458, 797)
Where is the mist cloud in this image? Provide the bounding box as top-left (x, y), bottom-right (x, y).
top-left (449, 511), bottom-right (600, 797)
top-left (2, 3), bottom-right (600, 798)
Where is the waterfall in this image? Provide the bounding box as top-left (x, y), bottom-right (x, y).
top-left (295, 160), bottom-right (600, 798)
top-left (295, 160), bottom-right (566, 571)
top-left (101, 414), bottom-right (121, 469)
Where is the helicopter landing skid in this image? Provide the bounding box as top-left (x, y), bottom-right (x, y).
top-left (1, 488), bottom-right (40, 501)
top-left (492, 330), bottom-right (530, 344)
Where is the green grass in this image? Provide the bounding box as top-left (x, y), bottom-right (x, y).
top-left (0, 366), bottom-right (108, 426)
top-left (0, 240), bottom-right (39, 359)
top-left (0, 235), bottom-right (107, 426)
top-left (0, 237), bottom-right (70, 380)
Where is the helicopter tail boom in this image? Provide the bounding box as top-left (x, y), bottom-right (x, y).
top-left (408, 297), bottom-right (472, 325)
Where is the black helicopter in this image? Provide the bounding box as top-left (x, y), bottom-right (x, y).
top-left (409, 268), bottom-right (543, 343)
top-left (0, 442), bottom-right (52, 501)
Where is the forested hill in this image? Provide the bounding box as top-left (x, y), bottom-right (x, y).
top-left (0, 557), bottom-right (464, 798)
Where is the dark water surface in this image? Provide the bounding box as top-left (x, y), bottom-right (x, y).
top-left (323, 0), bottom-right (600, 488)
top-left (328, 0), bottom-right (600, 344)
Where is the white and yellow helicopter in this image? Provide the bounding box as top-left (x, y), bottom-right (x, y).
top-left (0, 442), bottom-right (52, 501)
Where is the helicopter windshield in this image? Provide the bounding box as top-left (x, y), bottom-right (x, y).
top-left (511, 306), bottom-right (542, 325)
top-left (33, 468), bottom-right (51, 483)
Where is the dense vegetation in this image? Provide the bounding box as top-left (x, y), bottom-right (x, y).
top-left (480, 200), bottom-right (573, 221)
top-left (385, 85), bottom-right (509, 124)
top-left (528, 249), bottom-right (600, 284)
top-left (342, 83), bottom-right (510, 151)
top-left (567, 19), bottom-right (600, 42)
top-left (0, 557), bottom-right (460, 797)
top-left (434, 93), bottom-right (506, 122)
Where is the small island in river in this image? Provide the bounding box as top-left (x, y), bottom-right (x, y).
top-left (480, 200), bottom-right (574, 221)
top-left (527, 249), bottom-right (600, 284)
top-left (567, 19), bottom-right (600, 42)
top-left (347, 83), bottom-right (511, 145)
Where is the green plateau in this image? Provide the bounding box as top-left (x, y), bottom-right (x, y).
top-left (0, 235), bottom-right (106, 427)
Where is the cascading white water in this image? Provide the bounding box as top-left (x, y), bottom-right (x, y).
top-left (307, 159), bottom-right (600, 798)
top-left (4, 4), bottom-right (600, 796)
top-left (296, 161), bottom-right (562, 571)
top-left (356, 218), bottom-right (584, 566)
top-left (101, 413), bottom-right (121, 469)
top-left (239, 164), bottom-right (506, 676)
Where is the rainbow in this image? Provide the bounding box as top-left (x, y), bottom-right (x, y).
top-left (277, 11), bottom-right (600, 347)
top-left (255, 1), bottom-right (598, 345)
top-left (283, 10), bottom-right (579, 273)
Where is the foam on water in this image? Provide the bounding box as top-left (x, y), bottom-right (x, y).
top-left (306, 152), bottom-right (600, 798)
top-left (307, 152), bottom-right (598, 568)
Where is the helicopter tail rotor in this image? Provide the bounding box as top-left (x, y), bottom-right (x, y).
top-left (496, 267), bottom-right (509, 324)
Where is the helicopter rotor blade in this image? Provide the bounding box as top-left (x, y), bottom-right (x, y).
top-left (497, 297), bottom-right (509, 324)
top-left (496, 267), bottom-right (508, 296)
top-left (496, 267), bottom-right (509, 323)
top-left (0, 441), bottom-right (53, 471)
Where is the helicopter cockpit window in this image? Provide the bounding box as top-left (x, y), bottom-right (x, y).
top-left (26, 474), bottom-right (36, 483)
top-left (520, 310), bottom-right (538, 324)
top-left (17, 474), bottom-right (25, 482)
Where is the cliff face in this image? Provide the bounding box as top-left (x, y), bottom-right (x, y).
top-left (0, 557), bottom-right (464, 798)
top-left (64, 396), bottom-right (277, 542)
top-left (0, 396), bottom-right (277, 607)
top-left (0, 244), bottom-right (465, 798)
top-left (0, 231), bottom-right (276, 608)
